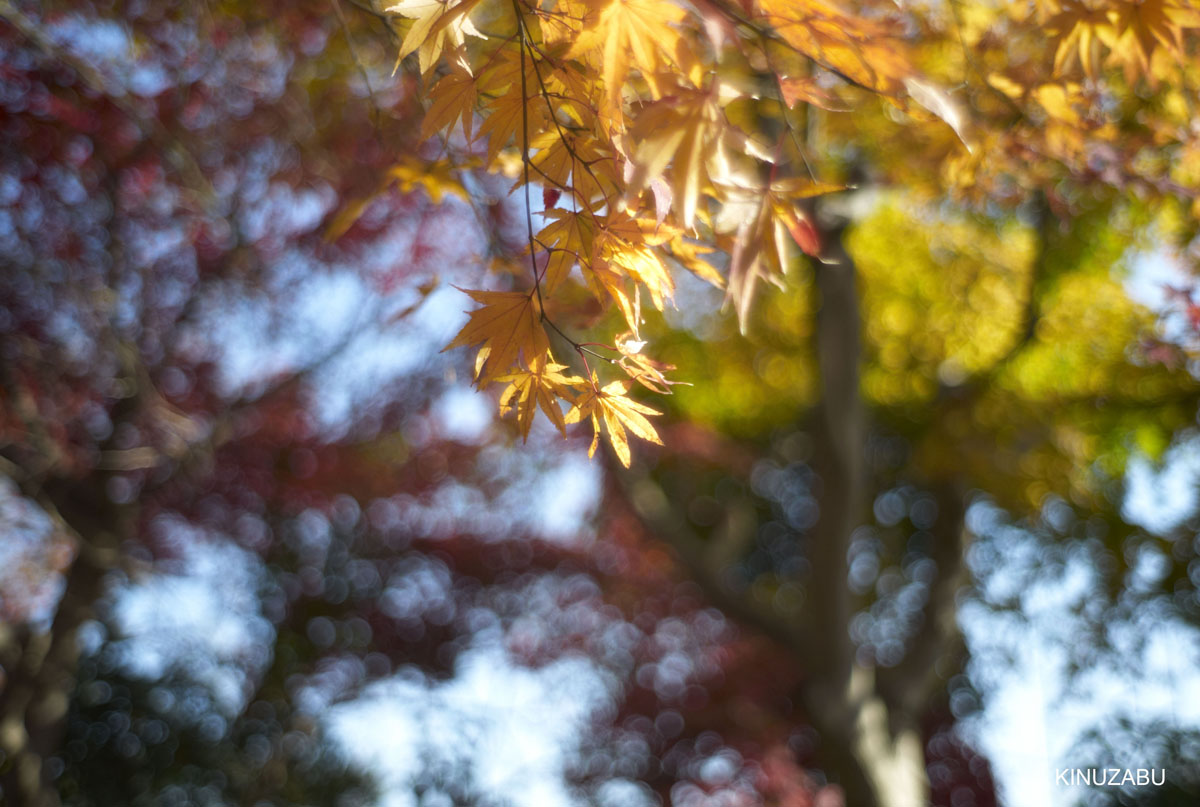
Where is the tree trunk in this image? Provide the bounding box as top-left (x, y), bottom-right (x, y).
top-left (800, 215), bottom-right (932, 807)
top-left (0, 477), bottom-right (124, 807)
top-left (618, 207), bottom-right (968, 807)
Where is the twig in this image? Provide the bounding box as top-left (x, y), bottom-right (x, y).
top-left (332, 0), bottom-right (385, 145)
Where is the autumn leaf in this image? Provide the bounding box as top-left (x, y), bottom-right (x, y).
top-left (1046, 0), bottom-right (1112, 79)
top-left (775, 203), bottom-right (820, 257)
top-left (594, 213), bottom-right (676, 315)
top-left (758, 0), bottom-right (913, 97)
top-left (387, 156), bottom-right (471, 203)
top-left (725, 203), bottom-right (769, 332)
top-left (444, 288), bottom-right (551, 386)
top-left (777, 74), bottom-right (839, 110)
top-left (1106, 0), bottom-right (1200, 76)
top-left (666, 236), bottom-right (723, 288)
top-left (388, 0), bottom-right (487, 76)
top-left (538, 0), bottom-right (590, 47)
top-left (566, 0), bottom-right (691, 115)
top-left (903, 78), bottom-right (972, 151)
top-left (1043, 0), bottom-right (1199, 80)
top-left (767, 177), bottom-right (847, 201)
top-left (537, 209), bottom-right (596, 292)
top-left (1033, 83), bottom-right (1084, 125)
top-left (565, 377), bottom-right (662, 467)
top-left (626, 87), bottom-right (722, 229)
top-left (421, 62), bottom-right (478, 141)
top-left (529, 135), bottom-right (574, 195)
top-left (584, 257), bottom-right (641, 337)
top-left (615, 334), bottom-right (686, 394)
top-left (497, 359), bottom-right (585, 439)
top-left (325, 157), bottom-right (469, 241)
top-left (324, 196), bottom-right (373, 243)
top-left (475, 50), bottom-right (549, 167)
top-left (722, 177), bottom-right (843, 331)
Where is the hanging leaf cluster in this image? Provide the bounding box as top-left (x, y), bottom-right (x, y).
top-left (385, 0), bottom-right (1200, 465)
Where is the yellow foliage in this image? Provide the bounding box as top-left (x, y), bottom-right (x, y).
top-left (444, 288), bottom-right (550, 386)
top-left (383, 0), bottom-right (1200, 466)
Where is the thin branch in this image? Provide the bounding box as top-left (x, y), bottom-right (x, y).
top-left (507, 0), bottom-right (612, 373)
top-left (332, 0), bottom-right (385, 144)
top-left (512, 0), bottom-right (545, 313)
top-left (521, 31), bottom-right (610, 213)
top-left (609, 468), bottom-right (816, 655)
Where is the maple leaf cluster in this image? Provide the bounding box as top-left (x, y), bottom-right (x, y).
top-left (381, 0), bottom-right (954, 465)
top-left (1044, 0), bottom-right (1199, 80)
top-left (382, 0), bottom-right (1200, 465)
top-left (945, 0), bottom-right (1200, 212)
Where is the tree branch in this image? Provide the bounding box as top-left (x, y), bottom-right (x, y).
top-left (610, 469), bottom-right (816, 655)
top-left (0, 1), bottom-right (214, 203)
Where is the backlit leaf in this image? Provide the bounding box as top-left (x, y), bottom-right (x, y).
top-left (444, 288), bottom-right (551, 386)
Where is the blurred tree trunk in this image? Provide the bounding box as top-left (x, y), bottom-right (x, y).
top-left (621, 203), bottom-right (968, 807)
top-left (0, 476), bottom-right (124, 807)
top-left (800, 210), bottom-right (945, 807)
top-left (0, 346), bottom-right (143, 807)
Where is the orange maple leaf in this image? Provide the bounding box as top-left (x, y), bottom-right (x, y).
top-left (565, 378), bottom-right (662, 467)
top-left (444, 289), bottom-right (551, 387)
top-left (421, 63), bottom-right (478, 141)
top-left (497, 359), bottom-right (585, 440)
top-left (566, 0), bottom-right (691, 117)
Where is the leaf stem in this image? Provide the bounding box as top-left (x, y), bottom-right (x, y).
top-left (509, 0), bottom-right (612, 374)
top-left (513, 0), bottom-right (546, 315)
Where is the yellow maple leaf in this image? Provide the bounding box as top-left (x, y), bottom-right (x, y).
top-left (388, 156), bottom-right (471, 203)
top-left (475, 52), bottom-right (550, 168)
top-left (537, 209), bottom-right (596, 292)
top-left (567, 214), bottom-right (679, 335)
top-left (530, 135), bottom-right (574, 193)
top-left (1046, 0), bottom-right (1113, 79)
top-left (626, 87), bottom-right (722, 229)
top-left (539, 0), bottom-right (591, 47)
top-left (543, 61), bottom-right (601, 131)
top-left (565, 378), bottom-right (662, 467)
top-left (497, 359), bottom-right (585, 439)
top-left (1033, 83), bottom-right (1084, 125)
top-left (594, 216), bottom-right (675, 314)
top-left (421, 63), bottom-right (478, 142)
top-left (602, 212), bottom-right (680, 248)
top-left (388, 0), bottom-right (486, 76)
top-left (1106, 0), bottom-right (1200, 76)
top-left (614, 335), bottom-right (686, 394)
top-left (444, 289), bottom-right (551, 386)
top-left (666, 236), bottom-right (723, 288)
top-left (325, 157), bottom-right (470, 241)
top-left (566, 0), bottom-right (690, 117)
top-left (570, 248), bottom-right (640, 336)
